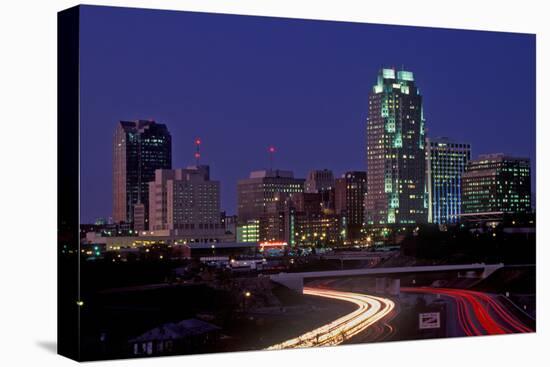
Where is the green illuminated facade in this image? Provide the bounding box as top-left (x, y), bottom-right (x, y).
top-left (366, 68), bottom-right (428, 225)
top-left (461, 154), bottom-right (531, 215)
top-left (236, 219), bottom-right (260, 243)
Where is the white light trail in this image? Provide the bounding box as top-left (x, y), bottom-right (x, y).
top-left (267, 287), bottom-right (395, 349)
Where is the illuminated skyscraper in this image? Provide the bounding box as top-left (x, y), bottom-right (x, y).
top-left (112, 120), bottom-right (172, 230)
top-left (461, 154), bottom-right (531, 217)
top-left (426, 137), bottom-right (471, 224)
top-left (365, 68), bottom-right (428, 225)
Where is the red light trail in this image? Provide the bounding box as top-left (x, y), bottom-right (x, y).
top-left (402, 287), bottom-right (533, 336)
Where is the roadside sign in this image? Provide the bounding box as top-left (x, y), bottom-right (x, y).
top-left (419, 312), bottom-right (440, 329)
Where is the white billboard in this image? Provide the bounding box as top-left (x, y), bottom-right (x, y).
top-left (419, 312), bottom-right (441, 329)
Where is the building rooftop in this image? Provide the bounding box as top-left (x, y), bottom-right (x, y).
top-left (372, 68), bottom-right (418, 95)
top-left (427, 137), bottom-right (470, 146)
top-left (379, 68), bottom-right (414, 82)
top-left (129, 319), bottom-right (220, 343)
top-left (186, 242), bottom-right (259, 249)
top-left (475, 153), bottom-right (530, 162)
top-left (249, 169), bottom-right (294, 179)
top-left (119, 119), bottom-right (169, 133)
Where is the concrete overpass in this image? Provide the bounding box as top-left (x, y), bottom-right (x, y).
top-left (322, 251), bottom-right (397, 261)
top-left (321, 251), bottom-right (397, 269)
top-left (270, 263), bottom-right (504, 292)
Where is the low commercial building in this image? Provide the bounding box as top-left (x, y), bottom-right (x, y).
top-left (294, 213), bottom-right (342, 246)
top-left (236, 219), bottom-right (260, 243)
top-left (129, 319), bottom-right (220, 357)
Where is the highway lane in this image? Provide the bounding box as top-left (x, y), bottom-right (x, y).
top-left (402, 287), bottom-right (533, 336)
top-left (266, 287), bottom-right (395, 349)
top-left (312, 278), bottom-right (398, 342)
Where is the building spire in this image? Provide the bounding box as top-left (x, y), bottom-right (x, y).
top-left (194, 137), bottom-right (201, 165)
top-left (268, 146), bottom-right (276, 171)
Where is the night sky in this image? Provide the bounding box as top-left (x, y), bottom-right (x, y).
top-left (79, 5), bottom-right (536, 223)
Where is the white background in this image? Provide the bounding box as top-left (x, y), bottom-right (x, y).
top-left (0, 0), bottom-right (547, 365)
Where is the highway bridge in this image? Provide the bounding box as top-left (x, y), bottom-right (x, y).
top-left (270, 263), bottom-right (504, 292)
top-left (321, 251), bottom-right (397, 261)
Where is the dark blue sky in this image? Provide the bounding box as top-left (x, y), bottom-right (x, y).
top-left (79, 5), bottom-right (536, 223)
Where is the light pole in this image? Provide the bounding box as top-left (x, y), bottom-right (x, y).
top-left (243, 291), bottom-right (251, 312)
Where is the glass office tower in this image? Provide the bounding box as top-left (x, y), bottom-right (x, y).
top-left (426, 137), bottom-right (471, 224)
top-left (113, 120), bottom-right (172, 230)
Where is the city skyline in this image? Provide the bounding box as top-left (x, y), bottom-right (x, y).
top-left (58, 5), bottom-right (537, 361)
top-left (79, 5), bottom-right (535, 223)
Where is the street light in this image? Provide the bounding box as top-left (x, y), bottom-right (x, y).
top-left (243, 291), bottom-right (251, 312)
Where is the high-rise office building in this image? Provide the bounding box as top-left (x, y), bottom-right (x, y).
top-left (220, 212), bottom-right (238, 241)
top-left (237, 170), bottom-right (305, 224)
top-left (319, 188), bottom-right (337, 214)
top-left (113, 120), bottom-right (172, 230)
top-left (257, 192), bottom-right (342, 246)
top-left (291, 192), bottom-right (342, 246)
top-left (305, 169), bottom-right (335, 193)
top-left (148, 166), bottom-right (224, 240)
top-left (426, 137), bottom-right (471, 224)
top-left (335, 171), bottom-right (367, 241)
top-left (461, 154), bottom-right (531, 216)
top-left (259, 193), bottom-right (292, 244)
top-left (365, 68), bottom-right (428, 225)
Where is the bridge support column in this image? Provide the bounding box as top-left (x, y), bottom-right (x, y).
top-left (270, 275), bottom-right (304, 293)
top-left (376, 278), bottom-right (386, 293)
top-left (375, 277), bottom-right (400, 296)
top-left (388, 279), bottom-right (400, 296)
